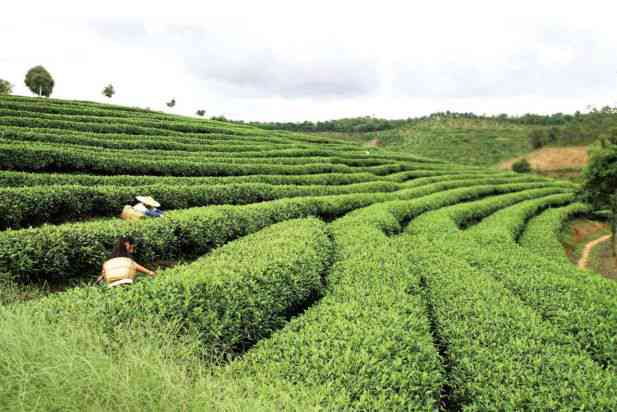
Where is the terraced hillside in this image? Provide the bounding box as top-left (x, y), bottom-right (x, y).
top-left (1, 95), bottom-right (615, 411)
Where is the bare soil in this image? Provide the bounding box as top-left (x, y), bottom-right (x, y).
top-left (498, 146), bottom-right (588, 172)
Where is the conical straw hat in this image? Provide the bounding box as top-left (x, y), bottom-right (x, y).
top-left (135, 196), bottom-right (161, 208)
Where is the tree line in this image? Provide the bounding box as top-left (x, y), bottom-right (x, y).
top-left (0, 66), bottom-right (207, 116)
top-left (1, 67), bottom-right (614, 141)
top-left (216, 110), bottom-right (610, 134)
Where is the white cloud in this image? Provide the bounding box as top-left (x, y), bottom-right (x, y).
top-left (1, 0), bottom-right (617, 121)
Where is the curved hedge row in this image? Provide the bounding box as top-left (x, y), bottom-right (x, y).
top-left (406, 187), bottom-right (574, 240)
top-left (0, 99), bottom-right (265, 128)
top-left (0, 107), bottom-right (332, 141)
top-left (458, 243), bottom-right (617, 369)
top-left (0, 126), bottom-right (323, 153)
top-left (311, 188), bottom-right (617, 409)
top-left (229, 220), bottom-right (444, 410)
top-left (401, 238), bottom-right (617, 410)
top-left (0, 106), bottom-right (355, 146)
top-left (0, 124), bottom-right (329, 147)
top-left (0, 181), bottom-right (402, 230)
top-left (0, 94), bottom-right (183, 117)
top-left (0, 178), bottom-right (546, 283)
top-left (0, 170), bottom-right (381, 188)
top-left (519, 202), bottom-right (591, 264)
top-left (0, 142), bottom-right (396, 176)
top-left (0, 114), bottom-right (251, 137)
top-left (0, 169), bottom-right (522, 189)
top-left (0, 131), bottom-right (440, 169)
top-left (0, 190), bottom-right (397, 284)
top-left (463, 192), bottom-right (576, 242)
top-left (0, 128), bottom-right (442, 169)
top-left (12, 179), bottom-right (561, 409)
top-left (29, 218), bottom-right (334, 359)
top-left (0, 111), bottom-right (352, 146)
top-left (401, 188), bottom-right (617, 370)
top-left (0, 131), bottom-right (373, 161)
top-left (83, 152), bottom-right (393, 168)
top-left (222, 180), bottom-right (600, 410)
top-left (0, 99), bottom-right (176, 120)
top-left (0, 136), bottom-right (375, 161)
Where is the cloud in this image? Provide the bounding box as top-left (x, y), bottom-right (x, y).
top-left (148, 25), bottom-right (381, 99)
top-left (3, 3), bottom-right (617, 121)
top-left (88, 18), bottom-right (149, 42)
top-left (391, 24), bottom-right (617, 99)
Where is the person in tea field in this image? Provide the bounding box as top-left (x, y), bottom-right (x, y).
top-left (134, 196), bottom-right (164, 218)
top-left (96, 235), bottom-right (157, 287)
top-left (120, 196), bottom-right (164, 221)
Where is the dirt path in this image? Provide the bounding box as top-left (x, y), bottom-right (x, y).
top-left (578, 235), bottom-right (612, 270)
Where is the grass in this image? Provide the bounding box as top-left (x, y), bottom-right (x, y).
top-left (535, 168), bottom-right (584, 183)
top-left (0, 307), bottom-right (322, 412)
top-left (318, 118), bottom-right (537, 167)
top-left (590, 238), bottom-right (617, 279)
top-left (318, 119), bottom-right (590, 185)
top-left (0, 280), bottom-right (50, 305)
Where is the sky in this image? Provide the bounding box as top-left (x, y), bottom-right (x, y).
top-left (2, 0), bottom-right (617, 121)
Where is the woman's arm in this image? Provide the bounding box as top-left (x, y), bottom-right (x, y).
top-left (95, 268), bottom-right (105, 284)
top-left (135, 263), bottom-right (156, 277)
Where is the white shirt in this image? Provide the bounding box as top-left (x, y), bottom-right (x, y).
top-left (133, 203), bottom-right (148, 213)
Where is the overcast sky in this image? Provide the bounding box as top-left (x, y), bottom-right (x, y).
top-left (2, 1), bottom-right (617, 121)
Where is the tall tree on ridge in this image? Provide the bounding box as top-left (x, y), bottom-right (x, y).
top-left (25, 65), bottom-right (54, 97)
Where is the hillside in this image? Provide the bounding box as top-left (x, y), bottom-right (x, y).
top-left (317, 118), bottom-right (538, 167)
top-left (317, 117), bottom-right (598, 183)
top-left (2, 95), bottom-right (617, 410)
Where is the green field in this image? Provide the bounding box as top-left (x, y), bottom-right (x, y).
top-left (2, 95), bottom-right (617, 411)
top-left (318, 117), bottom-right (541, 167)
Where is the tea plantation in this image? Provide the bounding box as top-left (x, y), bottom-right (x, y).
top-left (0, 95), bottom-right (614, 411)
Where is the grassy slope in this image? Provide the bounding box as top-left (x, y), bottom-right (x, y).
top-left (318, 118), bottom-right (536, 167)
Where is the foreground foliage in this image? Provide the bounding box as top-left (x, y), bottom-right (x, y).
top-left (1, 94), bottom-right (614, 411)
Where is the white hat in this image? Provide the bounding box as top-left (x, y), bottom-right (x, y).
top-left (136, 196), bottom-right (161, 208)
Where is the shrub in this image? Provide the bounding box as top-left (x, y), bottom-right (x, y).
top-left (512, 158), bottom-right (531, 173)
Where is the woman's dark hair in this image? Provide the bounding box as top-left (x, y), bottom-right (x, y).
top-left (111, 235), bottom-right (135, 258)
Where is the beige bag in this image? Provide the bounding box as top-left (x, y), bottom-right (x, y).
top-left (120, 205), bottom-right (145, 221)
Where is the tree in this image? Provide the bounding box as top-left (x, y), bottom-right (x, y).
top-left (24, 65), bottom-right (54, 97)
top-left (102, 84), bottom-right (115, 98)
top-left (0, 79), bottom-right (13, 95)
top-left (166, 98), bottom-right (176, 108)
top-left (528, 129), bottom-right (547, 149)
top-left (195, 109), bottom-right (206, 117)
top-left (601, 127), bottom-right (617, 146)
top-left (581, 144), bottom-right (617, 256)
top-left (547, 127), bottom-right (560, 143)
